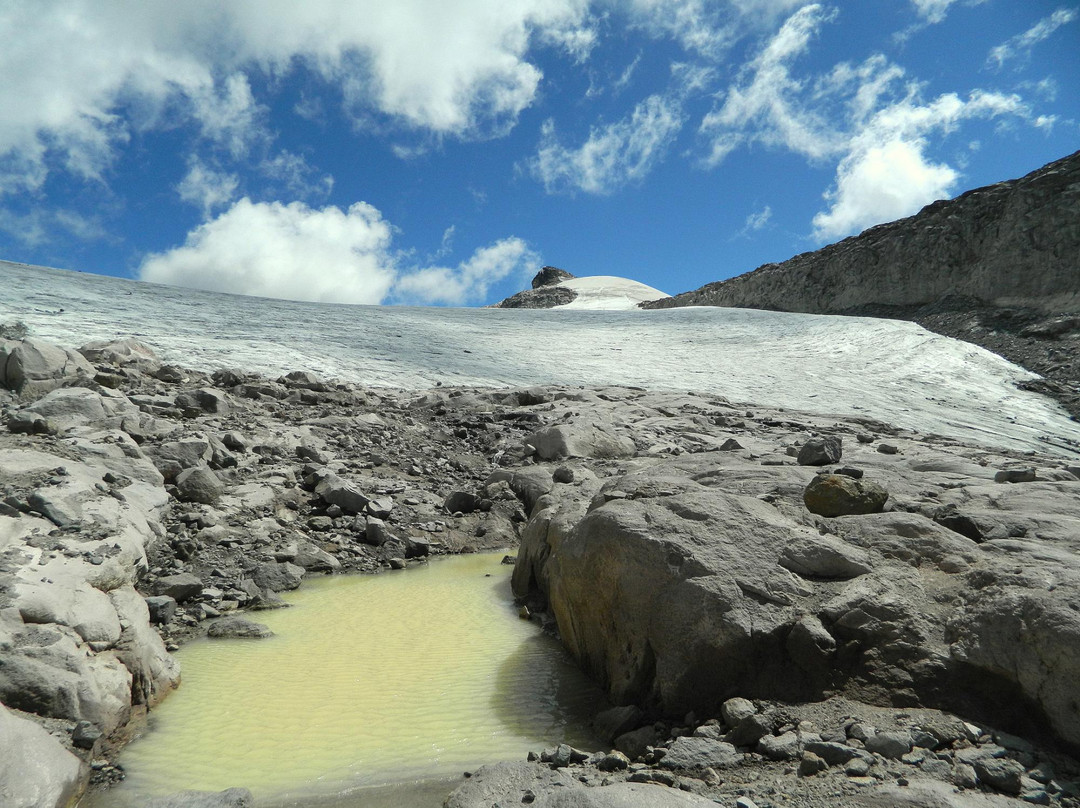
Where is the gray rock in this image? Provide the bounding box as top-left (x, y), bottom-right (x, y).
top-left (153, 573), bottom-right (204, 603)
top-left (315, 472), bottom-right (370, 514)
top-left (994, 468), bottom-right (1037, 483)
top-left (525, 422), bottom-right (636, 460)
top-left (252, 561), bottom-right (305, 592)
top-left (864, 730), bottom-right (912, 760)
top-left (0, 338), bottom-right (95, 397)
top-left (725, 712), bottom-right (772, 747)
top-left (207, 616), bottom-right (274, 639)
top-left (972, 757), bottom-right (1025, 795)
top-left (799, 751), bottom-right (828, 776)
top-left (444, 491), bottom-right (482, 514)
top-left (803, 474), bottom-right (888, 517)
top-left (292, 539), bottom-right (341, 572)
top-left (779, 536), bottom-right (873, 578)
top-left (720, 697), bottom-right (757, 727)
top-left (797, 436), bottom-right (843, 466)
top-left (175, 467), bottom-right (224, 504)
top-left (659, 736), bottom-right (741, 770)
top-left (533, 266), bottom-right (575, 288)
top-left (593, 704), bottom-right (644, 742)
top-left (804, 740), bottom-right (864, 765)
top-left (615, 724), bottom-right (658, 760)
top-left (443, 761), bottom-right (577, 808)
top-left (71, 720), bottom-right (102, 750)
top-left (757, 731), bottom-right (801, 761)
top-left (0, 702), bottom-right (84, 808)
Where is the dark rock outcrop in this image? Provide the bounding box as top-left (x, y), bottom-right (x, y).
top-left (643, 151), bottom-right (1080, 315)
top-left (533, 266), bottom-right (575, 288)
top-left (493, 266), bottom-right (578, 308)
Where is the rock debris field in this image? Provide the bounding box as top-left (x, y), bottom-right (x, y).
top-left (1, 332), bottom-right (1079, 808)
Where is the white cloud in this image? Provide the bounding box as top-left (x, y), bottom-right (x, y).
top-left (745, 205), bottom-right (773, 231)
top-left (392, 238), bottom-right (540, 304)
top-left (531, 94), bottom-right (684, 193)
top-left (623, 0), bottom-right (805, 57)
top-left (700, 4), bottom-right (842, 166)
top-left (260, 150), bottom-right (334, 199)
top-left (987, 8), bottom-right (1078, 69)
top-left (811, 90), bottom-right (1028, 240)
top-left (0, 206), bottom-right (108, 248)
top-left (177, 158), bottom-right (240, 218)
top-left (910, 0), bottom-right (960, 24)
top-left (139, 198), bottom-right (398, 304)
top-left (0, 0), bottom-right (593, 195)
top-left (139, 197), bottom-right (536, 306)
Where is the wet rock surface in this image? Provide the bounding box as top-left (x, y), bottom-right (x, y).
top-left (1, 334), bottom-right (1078, 807)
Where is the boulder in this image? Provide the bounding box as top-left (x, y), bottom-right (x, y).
top-left (0, 338), bottom-right (94, 397)
top-left (444, 491), bottom-right (483, 514)
top-left (109, 586), bottom-right (181, 708)
top-left (314, 472), bottom-right (370, 514)
top-left (660, 736), bottom-right (741, 770)
top-left (525, 422), bottom-right (636, 461)
top-left (797, 436), bottom-right (842, 466)
top-left (175, 467), bottom-right (224, 504)
top-left (252, 561), bottom-right (304, 592)
top-left (803, 474), bottom-right (888, 517)
top-left (292, 539), bottom-right (341, 572)
top-left (153, 573), bottom-right (204, 603)
top-left (0, 703), bottom-right (84, 808)
top-left (533, 266), bottom-right (575, 288)
top-left (207, 616), bottom-right (274, 639)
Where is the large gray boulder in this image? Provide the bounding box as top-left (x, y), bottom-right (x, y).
top-left (0, 338), bottom-right (95, 398)
top-left (78, 337), bottom-right (160, 367)
top-left (525, 422), bottom-right (636, 461)
top-left (0, 703), bottom-right (84, 808)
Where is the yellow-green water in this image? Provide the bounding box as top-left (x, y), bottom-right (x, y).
top-left (82, 553), bottom-right (606, 807)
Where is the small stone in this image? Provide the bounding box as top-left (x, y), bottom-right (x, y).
top-left (72, 721), bottom-right (103, 750)
top-left (552, 466), bottom-right (575, 483)
top-left (720, 697), bottom-right (757, 727)
top-left (596, 751), bottom-right (630, 772)
top-left (803, 474), bottom-right (888, 517)
top-left (845, 758), bottom-right (871, 777)
top-left (207, 615), bottom-right (274, 639)
top-left (799, 752), bottom-right (828, 777)
top-left (995, 468), bottom-right (1037, 483)
top-left (877, 443), bottom-right (899, 455)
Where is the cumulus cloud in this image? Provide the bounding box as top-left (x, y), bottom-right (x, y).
top-left (812, 90), bottom-right (1028, 240)
top-left (177, 158), bottom-right (240, 218)
top-left (0, 0), bottom-right (594, 195)
top-left (531, 94), bottom-right (684, 193)
top-left (987, 8), bottom-right (1078, 69)
top-left (392, 238), bottom-right (540, 305)
top-left (139, 197), bottom-right (536, 306)
top-left (140, 198), bottom-right (398, 304)
top-left (700, 4), bottom-right (841, 166)
top-left (260, 151), bottom-right (334, 200)
top-left (697, 4), bottom-right (1034, 241)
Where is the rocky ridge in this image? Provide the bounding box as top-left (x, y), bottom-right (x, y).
top-left (643, 151), bottom-right (1080, 316)
top-left (493, 266), bottom-right (579, 309)
top-left (2, 332), bottom-right (1080, 808)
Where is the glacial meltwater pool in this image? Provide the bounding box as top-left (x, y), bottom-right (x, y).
top-left (80, 553), bottom-right (607, 807)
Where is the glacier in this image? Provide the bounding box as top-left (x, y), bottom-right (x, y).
top-left (2, 260), bottom-right (1078, 457)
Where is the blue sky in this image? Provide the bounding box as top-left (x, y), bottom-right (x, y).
top-left (1, 1), bottom-right (1076, 306)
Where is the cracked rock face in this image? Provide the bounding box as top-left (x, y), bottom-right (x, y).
top-left (645, 150), bottom-right (1080, 315)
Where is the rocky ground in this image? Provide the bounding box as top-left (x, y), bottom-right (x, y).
top-left (1, 332), bottom-right (1079, 808)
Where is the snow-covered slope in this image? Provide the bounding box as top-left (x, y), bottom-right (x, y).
top-left (2, 261), bottom-right (1077, 456)
top-left (555, 276), bottom-right (669, 310)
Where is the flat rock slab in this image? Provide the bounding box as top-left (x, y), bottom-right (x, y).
top-left (0, 703), bottom-right (83, 808)
top-left (144, 788), bottom-right (254, 808)
top-left (660, 736), bottom-right (741, 770)
top-left (207, 616), bottom-right (273, 639)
